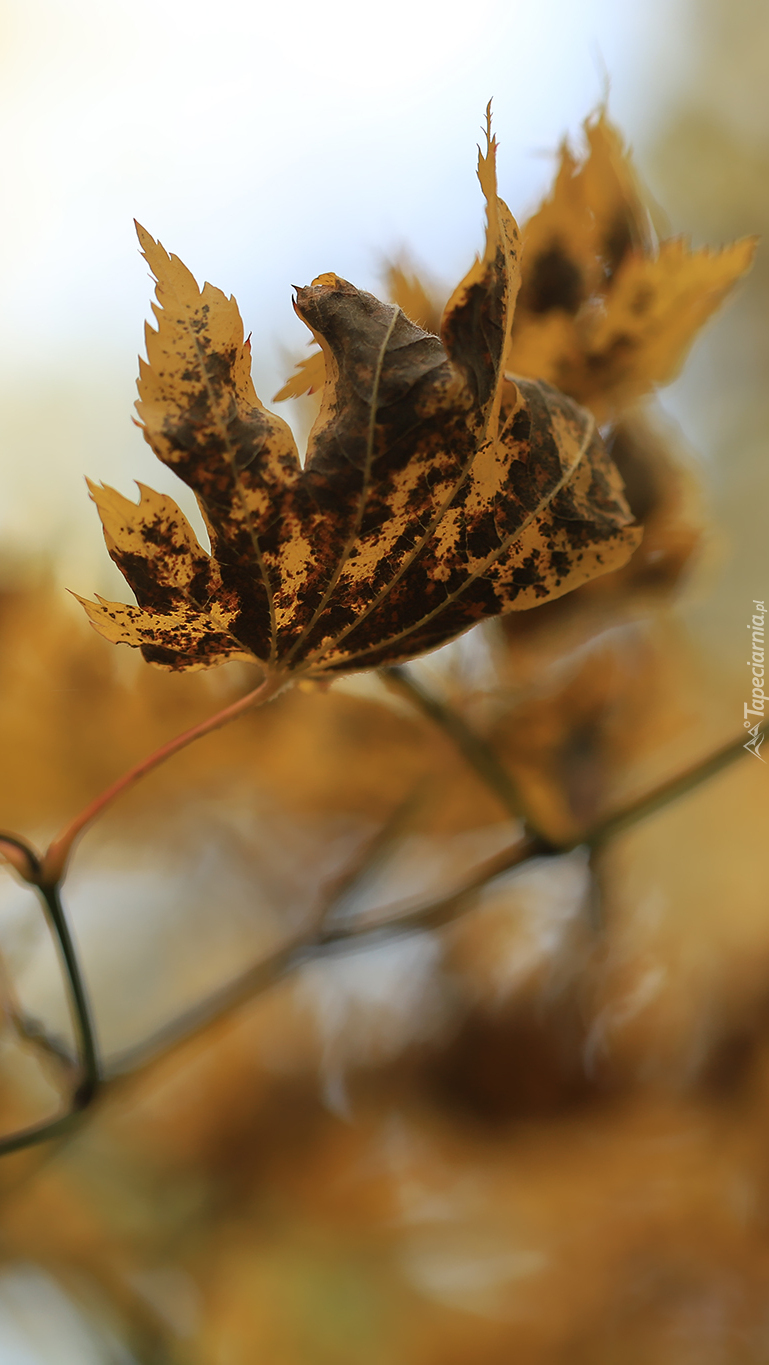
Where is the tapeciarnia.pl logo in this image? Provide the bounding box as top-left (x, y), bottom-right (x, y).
top-left (744, 599), bottom-right (766, 762)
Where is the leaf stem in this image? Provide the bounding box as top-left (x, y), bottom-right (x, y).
top-left (41, 671), bottom-right (286, 887)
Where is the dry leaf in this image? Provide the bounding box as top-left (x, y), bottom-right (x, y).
top-left (516, 108), bottom-right (654, 312)
top-left (505, 109), bottom-right (756, 421)
top-left (277, 111), bottom-right (753, 426)
top-left (499, 406), bottom-right (704, 673)
top-left (80, 116), bottom-right (639, 680)
top-left (274, 260), bottom-right (443, 405)
top-left (491, 619), bottom-right (694, 841)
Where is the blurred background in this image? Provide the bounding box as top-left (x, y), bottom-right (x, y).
top-left (1, 0), bottom-right (769, 1360)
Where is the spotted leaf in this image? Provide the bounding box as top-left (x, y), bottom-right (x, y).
top-left (80, 113), bottom-right (640, 682)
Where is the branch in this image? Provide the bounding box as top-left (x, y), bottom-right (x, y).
top-left (1, 712), bottom-right (764, 1151)
top-left (38, 883), bottom-right (99, 1105)
top-left (381, 664), bottom-right (531, 823)
top-left (106, 719), bottom-right (767, 1078)
top-left (579, 718), bottom-right (768, 849)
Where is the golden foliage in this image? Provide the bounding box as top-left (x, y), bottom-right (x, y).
top-left (499, 408), bottom-right (704, 671)
top-left (0, 95), bottom-right (766, 1365)
top-left (81, 120), bottom-right (639, 680)
top-left (272, 348), bottom-right (327, 403)
top-left (384, 259), bottom-right (444, 334)
top-left (504, 110), bottom-right (757, 421)
top-left (2, 521), bottom-right (769, 1363)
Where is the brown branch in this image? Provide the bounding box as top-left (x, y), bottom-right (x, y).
top-left (106, 719), bottom-right (766, 1079)
top-left (578, 718), bottom-right (768, 850)
top-left (2, 696), bottom-right (764, 1156)
top-left (381, 664), bottom-right (531, 823)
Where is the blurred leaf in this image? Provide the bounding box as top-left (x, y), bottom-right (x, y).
top-left (491, 618), bottom-right (700, 842)
top-left (517, 109), bottom-right (655, 305)
top-left (383, 259), bottom-right (443, 334)
top-left (506, 110), bottom-right (756, 421)
top-left (273, 348), bottom-right (326, 403)
top-left (310, 111), bottom-right (755, 424)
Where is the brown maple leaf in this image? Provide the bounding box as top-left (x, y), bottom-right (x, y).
top-left (80, 113), bottom-right (639, 683)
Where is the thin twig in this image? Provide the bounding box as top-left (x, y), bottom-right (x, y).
top-left (578, 718), bottom-right (768, 850)
top-left (0, 1107), bottom-right (87, 1159)
top-left (38, 884), bottom-right (99, 1104)
top-left (107, 785), bottom-right (434, 1077)
top-left (106, 720), bottom-right (766, 1079)
top-left (41, 671), bottom-right (286, 886)
top-left (2, 970), bottom-right (76, 1081)
top-left (314, 784), bottom-right (428, 922)
top-left (108, 830), bottom-right (547, 1077)
top-left (0, 874), bottom-right (101, 1158)
top-left (1, 718), bottom-right (765, 1148)
top-left (382, 664), bottom-right (530, 822)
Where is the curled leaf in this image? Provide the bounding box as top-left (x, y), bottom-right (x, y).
top-left (274, 262), bottom-right (442, 406)
top-left (81, 117), bottom-right (639, 681)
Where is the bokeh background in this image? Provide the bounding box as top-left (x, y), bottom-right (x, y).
top-left (1, 0), bottom-right (769, 1360)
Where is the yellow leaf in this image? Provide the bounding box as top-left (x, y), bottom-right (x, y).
top-left (506, 110), bottom-right (756, 420)
top-left (577, 236), bottom-right (758, 412)
top-left (516, 109), bottom-right (652, 316)
top-left (272, 347), bottom-right (325, 402)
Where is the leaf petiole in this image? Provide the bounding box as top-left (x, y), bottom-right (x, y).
top-left (40, 670), bottom-right (287, 887)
